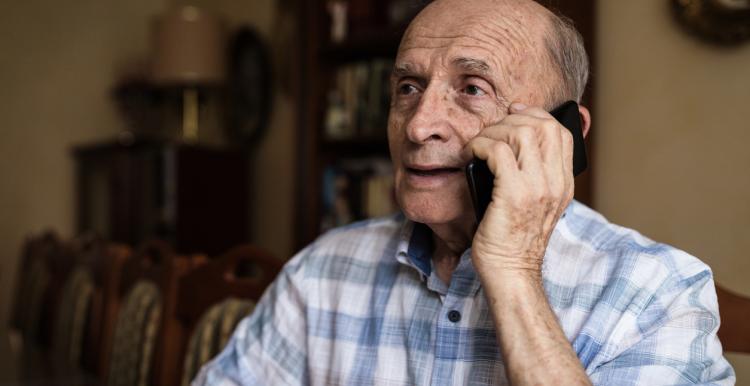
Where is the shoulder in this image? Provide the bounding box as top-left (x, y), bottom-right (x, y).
top-left (549, 201), bottom-right (720, 351)
top-left (311, 214), bottom-right (404, 260)
top-left (546, 201), bottom-right (717, 333)
top-left (553, 200), bottom-right (712, 289)
top-left (555, 204), bottom-right (732, 382)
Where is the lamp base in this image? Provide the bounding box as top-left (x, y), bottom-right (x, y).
top-left (182, 88), bottom-right (199, 142)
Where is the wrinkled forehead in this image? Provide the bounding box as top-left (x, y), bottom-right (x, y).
top-left (396, 0), bottom-right (550, 80)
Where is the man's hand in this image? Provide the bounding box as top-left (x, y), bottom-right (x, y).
top-left (466, 102), bottom-right (575, 278)
top-left (465, 102), bottom-right (591, 386)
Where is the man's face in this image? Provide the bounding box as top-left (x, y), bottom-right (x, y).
top-left (388, 0), bottom-right (556, 229)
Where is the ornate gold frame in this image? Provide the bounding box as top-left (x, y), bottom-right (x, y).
top-left (672, 0), bottom-right (750, 44)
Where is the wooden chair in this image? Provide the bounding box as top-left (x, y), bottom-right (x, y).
top-left (9, 231), bottom-right (64, 347)
top-left (8, 233), bottom-right (103, 384)
top-left (174, 244), bottom-right (283, 386)
top-left (51, 237), bottom-right (98, 368)
top-left (9, 232), bottom-right (39, 333)
top-left (105, 240), bottom-right (205, 386)
top-left (716, 284), bottom-right (750, 353)
top-left (39, 236), bottom-right (79, 348)
top-left (78, 240), bottom-right (132, 378)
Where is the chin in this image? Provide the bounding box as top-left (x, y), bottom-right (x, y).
top-left (397, 189), bottom-right (471, 226)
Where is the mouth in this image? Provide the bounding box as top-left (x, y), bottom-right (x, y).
top-left (405, 166), bottom-right (463, 177)
top-left (402, 164), bottom-right (464, 190)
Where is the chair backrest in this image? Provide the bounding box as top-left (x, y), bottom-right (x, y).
top-left (716, 284), bottom-right (750, 353)
top-left (10, 233), bottom-right (39, 331)
top-left (11, 232), bottom-right (62, 347)
top-left (105, 240), bottom-right (204, 386)
top-left (39, 236), bottom-right (78, 347)
top-left (52, 265), bottom-right (95, 366)
top-left (82, 241), bottom-right (131, 377)
top-left (51, 233), bottom-right (104, 369)
top-left (175, 244), bottom-right (283, 385)
top-left (108, 280), bottom-right (163, 386)
top-left (180, 298), bottom-right (255, 386)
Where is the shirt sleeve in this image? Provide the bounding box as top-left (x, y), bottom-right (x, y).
top-left (192, 250), bottom-right (311, 386)
top-left (588, 262), bottom-right (735, 386)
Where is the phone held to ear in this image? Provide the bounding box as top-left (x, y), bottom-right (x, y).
top-left (465, 100), bottom-right (588, 223)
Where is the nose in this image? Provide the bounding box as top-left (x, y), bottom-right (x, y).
top-left (405, 85), bottom-right (454, 145)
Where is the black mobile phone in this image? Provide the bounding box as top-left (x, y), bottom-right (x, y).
top-left (465, 100), bottom-right (587, 223)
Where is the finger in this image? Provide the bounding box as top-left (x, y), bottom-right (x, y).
top-left (511, 103), bottom-right (572, 207)
top-left (477, 117), bottom-right (550, 161)
top-left (474, 123), bottom-right (520, 158)
top-left (509, 103), bottom-right (552, 119)
top-left (507, 104), bottom-right (569, 194)
top-left (503, 107), bottom-right (563, 165)
top-left (512, 124), bottom-right (546, 177)
top-left (475, 126), bottom-right (546, 184)
top-left (467, 136), bottom-right (519, 178)
top-left (490, 141), bottom-right (519, 190)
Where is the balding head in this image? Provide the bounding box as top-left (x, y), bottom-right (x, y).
top-left (401, 0), bottom-right (589, 107)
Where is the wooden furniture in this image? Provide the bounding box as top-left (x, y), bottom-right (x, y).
top-left (295, 0), bottom-right (597, 250)
top-left (716, 284), bottom-right (750, 353)
top-left (82, 241), bottom-right (132, 378)
top-left (10, 232), bottom-right (77, 348)
top-left (73, 138), bottom-right (249, 256)
top-left (9, 232), bottom-right (58, 338)
top-left (7, 233), bottom-right (122, 383)
top-left (51, 239), bottom-right (98, 368)
top-left (174, 244), bottom-right (283, 385)
top-left (105, 240), bottom-right (205, 386)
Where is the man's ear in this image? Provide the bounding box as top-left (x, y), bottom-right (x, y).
top-left (578, 104), bottom-right (591, 138)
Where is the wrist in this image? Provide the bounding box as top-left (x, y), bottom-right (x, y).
top-left (474, 263), bottom-right (544, 295)
top-left (472, 252), bottom-right (543, 280)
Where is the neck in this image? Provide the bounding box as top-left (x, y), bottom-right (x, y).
top-left (428, 220), bottom-right (474, 285)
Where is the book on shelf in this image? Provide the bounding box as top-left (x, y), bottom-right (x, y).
top-left (324, 59), bottom-right (393, 141)
top-left (320, 157), bottom-right (398, 232)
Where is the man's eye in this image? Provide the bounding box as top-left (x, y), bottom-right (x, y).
top-left (398, 83), bottom-right (418, 95)
top-left (464, 84), bottom-right (486, 96)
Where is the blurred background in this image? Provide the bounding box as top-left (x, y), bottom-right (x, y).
top-left (1, 0), bottom-right (749, 384)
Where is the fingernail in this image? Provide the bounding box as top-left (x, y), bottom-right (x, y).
top-left (511, 102), bottom-right (527, 111)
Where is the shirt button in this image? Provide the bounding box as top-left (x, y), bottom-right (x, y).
top-left (447, 310), bottom-right (461, 323)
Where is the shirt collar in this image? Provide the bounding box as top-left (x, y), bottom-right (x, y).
top-left (395, 219), bottom-right (432, 280)
top-left (395, 218), bottom-right (482, 297)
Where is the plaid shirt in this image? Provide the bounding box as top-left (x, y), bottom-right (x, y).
top-left (194, 201), bottom-right (734, 385)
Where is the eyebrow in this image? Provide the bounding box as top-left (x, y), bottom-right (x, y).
top-left (451, 57), bottom-right (491, 75)
top-left (393, 58), bottom-right (493, 77)
top-left (392, 62), bottom-right (419, 78)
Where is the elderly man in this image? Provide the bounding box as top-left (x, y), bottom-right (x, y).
top-left (195, 0), bottom-right (734, 384)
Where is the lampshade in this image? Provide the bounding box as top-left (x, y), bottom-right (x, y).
top-left (151, 6), bottom-right (226, 85)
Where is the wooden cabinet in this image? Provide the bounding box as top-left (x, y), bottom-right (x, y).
top-left (74, 139), bottom-right (248, 256)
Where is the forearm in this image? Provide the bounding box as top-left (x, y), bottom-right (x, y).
top-left (480, 270), bottom-right (591, 386)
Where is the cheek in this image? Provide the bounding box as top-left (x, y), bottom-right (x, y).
top-left (387, 120), bottom-right (403, 163)
top-left (450, 101), bottom-right (503, 143)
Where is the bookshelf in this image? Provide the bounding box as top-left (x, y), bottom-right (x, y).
top-left (294, 0), bottom-right (596, 250)
top-left (294, 0), bottom-right (416, 249)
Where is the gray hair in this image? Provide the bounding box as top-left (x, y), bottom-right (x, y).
top-left (544, 12), bottom-right (589, 104)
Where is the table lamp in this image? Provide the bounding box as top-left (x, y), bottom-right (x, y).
top-left (151, 6), bottom-right (226, 142)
